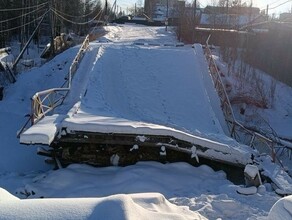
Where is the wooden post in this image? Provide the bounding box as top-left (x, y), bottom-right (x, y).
top-left (166, 0), bottom-right (169, 31)
top-left (0, 86), bottom-right (3, 100)
top-left (193, 0), bottom-right (197, 42)
top-left (13, 11), bottom-right (48, 71)
top-left (50, 0), bottom-right (55, 56)
top-left (271, 143), bottom-right (276, 163)
top-left (31, 98), bottom-right (35, 125)
top-left (266, 4), bottom-right (269, 16)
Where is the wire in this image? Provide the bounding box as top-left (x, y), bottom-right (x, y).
top-left (51, 5), bottom-right (99, 18)
top-left (268, 0), bottom-right (288, 7)
top-left (0, 10), bottom-right (49, 33)
top-left (51, 7), bottom-right (103, 25)
top-left (197, 1), bottom-right (206, 8)
top-left (0, 5), bottom-right (47, 24)
top-left (0, 1), bottom-right (48, 12)
top-left (259, 0), bottom-right (292, 11)
top-left (269, 0), bottom-right (292, 10)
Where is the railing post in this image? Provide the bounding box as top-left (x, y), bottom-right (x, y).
top-left (18, 34), bottom-right (91, 138)
top-left (230, 123), bottom-right (236, 138)
top-left (31, 98), bottom-right (35, 125)
top-left (271, 143), bottom-right (276, 163)
top-left (204, 34), bottom-right (287, 167)
top-left (249, 134), bottom-right (255, 148)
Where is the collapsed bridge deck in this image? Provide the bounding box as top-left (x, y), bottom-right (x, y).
top-left (20, 39), bottom-right (253, 167)
top-left (19, 24), bottom-right (292, 194)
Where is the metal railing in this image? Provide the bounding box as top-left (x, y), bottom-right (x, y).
top-left (18, 35), bottom-right (90, 137)
top-left (204, 35), bottom-right (279, 162)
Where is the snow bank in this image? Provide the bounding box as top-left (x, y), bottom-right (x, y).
top-left (0, 188), bottom-right (19, 201)
top-left (15, 162), bottom-right (278, 220)
top-left (268, 195), bottom-right (292, 220)
top-left (20, 115), bottom-right (65, 145)
top-left (0, 190), bottom-right (205, 220)
top-left (193, 44), bottom-right (229, 135)
top-left (0, 44), bottom-right (80, 172)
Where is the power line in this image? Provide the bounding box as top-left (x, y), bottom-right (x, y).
top-left (0, 5), bottom-right (47, 24)
top-left (0, 12), bottom-right (47, 33)
top-left (0, 1), bottom-right (48, 12)
top-left (51, 7), bottom-right (103, 25)
top-left (269, 0), bottom-right (292, 10)
top-left (50, 5), bottom-right (99, 19)
top-left (268, 0), bottom-right (287, 7)
top-left (259, 0), bottom-right (292, 11)
top-left (0, 3), bottom-right (104, 35)
top-left (197, 1), bottom-right (206, 8)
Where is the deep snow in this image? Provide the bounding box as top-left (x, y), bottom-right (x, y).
top-left (0, 162), bottom-right (280, 220)
top-left (0, 24), bottom-right (291, 219)
top-left (0, 188), bottom-right (205, 220)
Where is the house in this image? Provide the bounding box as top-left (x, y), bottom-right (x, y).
top-left (199, 6), bottom-right (261, 29)
top-left (279, 13), bottom-right (292, 22)
top-left (144, 0), bottom-right (182, 21)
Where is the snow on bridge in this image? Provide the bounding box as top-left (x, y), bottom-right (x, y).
top-left (20, 24), bottom-right (253, 166)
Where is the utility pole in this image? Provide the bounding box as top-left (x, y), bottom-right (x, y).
top-left (21, 0), bottom-right (25, 51)
top-left (194, 0), bottom-right (197, 24)
top-left (192, 0), bottom-right (197, 42)
top-left (266, 4), bottom-right (269, 16)
top-left (49, 0), bottom-right (55, 56)
top-left (114, 0), bottom-right (117, 19)
top-left (13, 11), bottom-right (48, 71)
top-left (226, 0), bottom-right (229, 27)
top-left (104, 0), bottom-right (109, 23)
top-left (165, 0), bottom-right (169, 31)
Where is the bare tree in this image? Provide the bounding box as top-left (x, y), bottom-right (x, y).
top-left (175, 0), bottom-right (200, 43)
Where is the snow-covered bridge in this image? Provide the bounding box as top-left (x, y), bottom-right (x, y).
top-left (18, 24), bottom-right (292, 194)
top-left (19, 25), bottom-right (253, 167)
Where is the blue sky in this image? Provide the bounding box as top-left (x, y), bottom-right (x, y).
top-left (109, 0), bottom-right (292, 15)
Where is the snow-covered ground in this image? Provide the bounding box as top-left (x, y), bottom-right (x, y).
top-left (0, 24), bottom-right (291, 219)
top-left (212, 49), bottom-right (292, 141)
top-left (211, 47), bottom-right (292, 170)
top-left (0, 162), bottom-right (281, 220)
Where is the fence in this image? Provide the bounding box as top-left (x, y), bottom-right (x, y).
top-left (204, 35), bottom-right (279, 163)
top-left (17, 35), bottom-right (90, 137)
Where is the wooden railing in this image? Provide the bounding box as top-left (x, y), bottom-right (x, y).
top-left (204, 35), bottom-right (278, 162)
top-left (31, 35), bottom-right (90, 124)
top-left (17, 35), bottom-right (90, 137)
